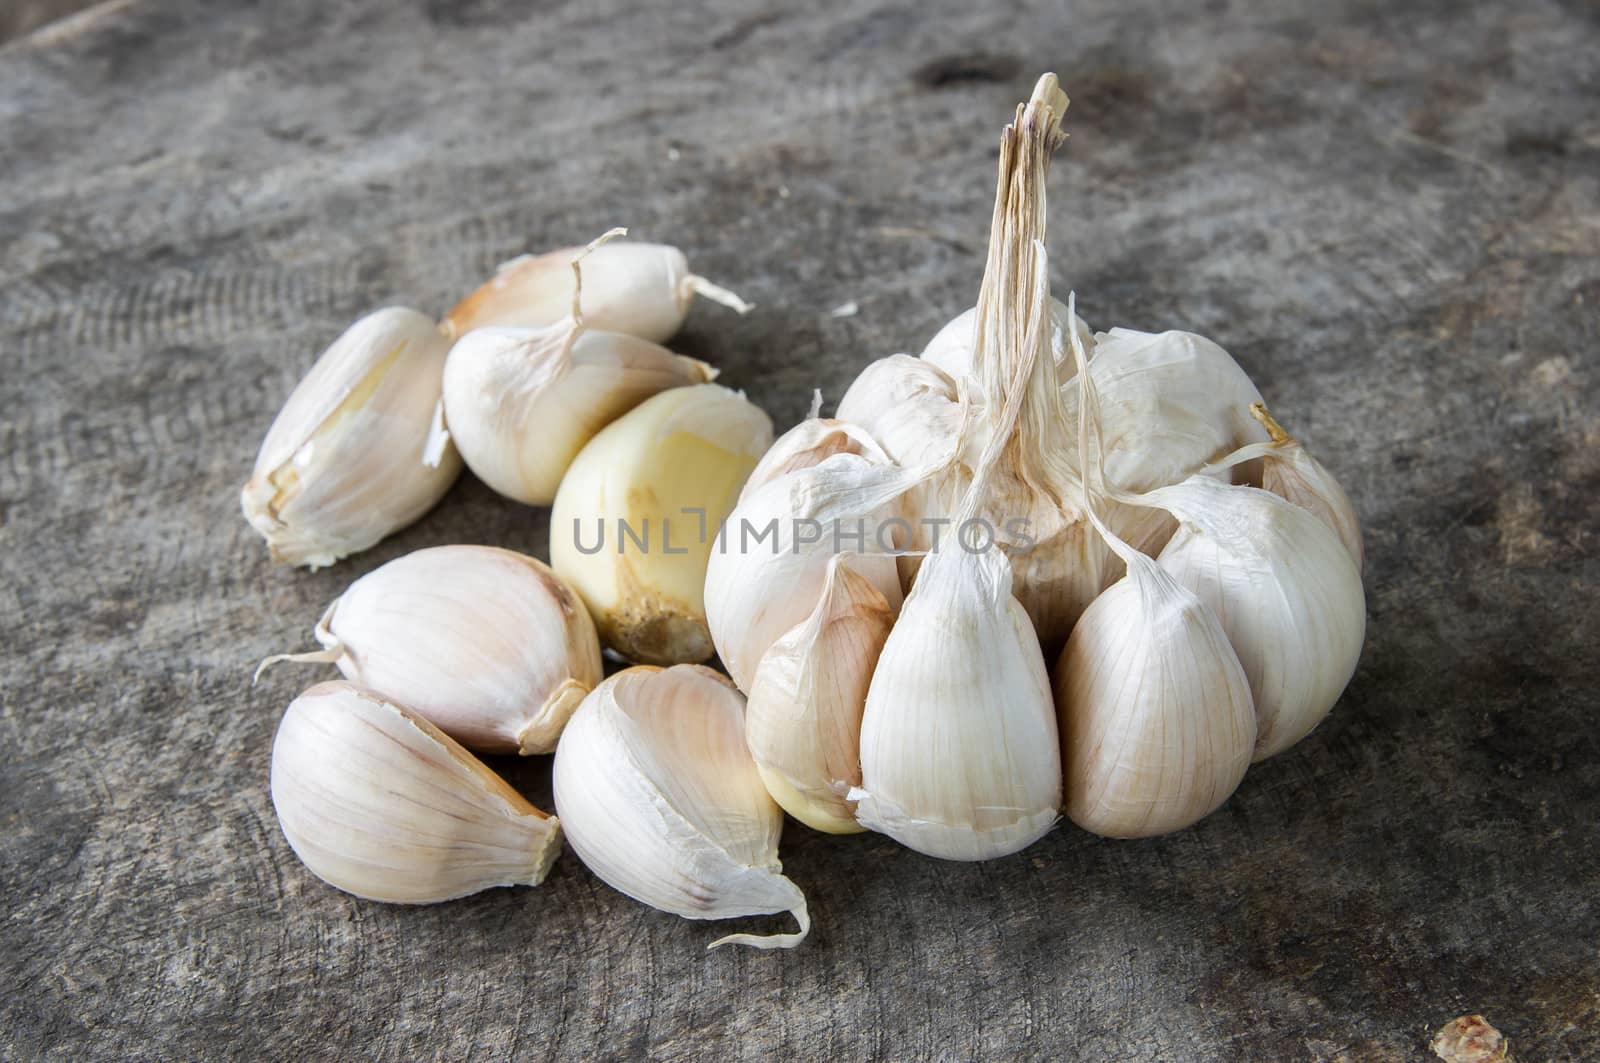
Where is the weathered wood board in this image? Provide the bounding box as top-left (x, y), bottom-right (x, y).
top-left (2, 0), bottom-right (1596, 1058)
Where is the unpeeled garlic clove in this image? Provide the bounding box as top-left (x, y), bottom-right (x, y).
top-left (745, 555), bottom-right (894, 834)
top-left (852, 543), bottom-right (1063, 860)
top-left (256, 545), bottom-right (602, 754)
top-left (441, 323), bottom-right (714, 505)
top-left (551, 664), bottom-right (810, 950)
top-left (270, 680), bottom-right (562, 903)
top-left (550, 384), bottom-right (773, 665)
top-left (444, 241), bottom-right (750, 345)
top-left (741, 418), bottom-right (891, 502)
top-left (1144, 476), bottom-right (1366, 761)
top-left (918, 297), bottom-right (1095, 386)
top-left (1240, 403), bottom-right (1365, 574)
top-left (241, 307), bottom-right (461, 569)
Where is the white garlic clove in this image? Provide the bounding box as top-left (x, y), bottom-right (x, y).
top-left (270, 680), bottom-right (562, 903)
top-left (552, 665), bottom-right (810, 950)
top-left (853, 543), bottom-right (1063, 860)
top-left (1146, 476), bottom-right (1366, 762)
top-left (441, 323), bottom-right (714, 506)
top-left (549, 384), bottom-right (773, 665)
top-left (835, 353), bottom-right (969, 473)
top-left (704, 450), bottom-right (913, 692)
top-left (1246, 403), bottom-right (1365, 574)
top-left (241, 307), bottom-right (462, 569)
top-left (256, 545), bottom-right (602, 754)
top-left (444, 241), bottom-right (750, 345)
top-left (741, 418), bottom-right (891, 502)
top-left (745, 555), bottom-right (893, 834)
top-left (919, 298), bottom-right (1095, 386)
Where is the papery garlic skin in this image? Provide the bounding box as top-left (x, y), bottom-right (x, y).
top-left (241, 307), bottom-right (461, 569)
top-left (742, 418), bottom-right (891, 502)
top-left (257, 545), bottom-right (602, 754)
top-left (441, 324), bottom-right (714, 506)
top-left (550, 384), bottom-right (773, 665)
top-left (919, 298), bottom-right (1094, 385)
top-left (704, 451), bottom-right (911, 692)
top-left (270, 681), bottom-right (562, 903)
top-left (745, 556), bottom-right (893, 834)
top-left (552, 665), bottom-right (810, 949)
top-left (1146, 477), bottom-right (1366, 761)
top-left (853, 544), bottom-right (1062, 860)
top-left (444, 242), bottom-right (750, 345)
top-left (1055, 554), bottom-right (1257, 838)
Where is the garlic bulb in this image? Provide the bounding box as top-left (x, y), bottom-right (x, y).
top-left (745, 555), bottom-right (894, 834)
top-left (271, 680), bottom-right (562, 903)
top-left (1140, 476), bottom-right (1366, 761)
top-left (552, 665), bottom-right (809, 950)
top-left (704, 450), bottom-right (914, 691)
top-left (256, 545), bottom-right (602, 754)
top-left (441, 323), bottom-right (713, 505)
top-left (1055, 320), bottom-right (1257, 838)
top-left (550, 384), bottom-right (773, 665)
top-left (741, 418), bottom-right (891, 501)
top-left (241, 307), bottom-right (461, 568)
top-left (444, 240), bottom-right (750, 344)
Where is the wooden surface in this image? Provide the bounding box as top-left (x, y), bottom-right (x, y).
top-left (2, 0), bottom-right (1597, 1058)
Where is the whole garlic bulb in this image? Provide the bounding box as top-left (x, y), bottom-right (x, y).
top-left (552, 665), bottom-right (810, 950)
top-left (444, 240), bottom-right (750, 345)
top-left (256, 545), bottom-right (602, 754)
top-left (271, 681), bottom-right (562, 903)
top-left (441, 323), bottom-right (714, 505)
top-left (241, 307), bottom-right (461, 569)
top-left (551, 384), bottom-right (774, 665)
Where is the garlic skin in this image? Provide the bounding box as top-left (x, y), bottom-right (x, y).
top-left (270, 680), bottom-right (562, 903)
top-left (741, 418), bottom-right (891, 501)
top-left (256, 545), bottom-right (602, 754)
top-left (704, 451), bottom-right (912, 692)
top-left (1055, 553), bottom-right (1257, 838)
top-left (919, 297), bottom-right (1094, 385)
top-left (853, 543), bottom-right (1062, 860)
top-left (550, 384), bottom-right (773, 665)
top-left (241, 307), bottom-right (461, 569)
top-left (444, 241), bottom-right (750, 345)
top-left (552, 665), bottom-right (809, 950)
top-left (441, 323), bottom-right (714, 506)
top-left (745, 556), bottom-right (893, 834)
top-left (1145, 477), bottom-right (1366, 761)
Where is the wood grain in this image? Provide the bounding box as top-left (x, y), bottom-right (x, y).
top-left (1, 0), bottom-right (1596, 1058)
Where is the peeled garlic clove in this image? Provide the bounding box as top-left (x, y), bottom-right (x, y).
top-left (441, 323), bottom-right (714, 506)
top-left (257, 545), bottom-right (602, 754)
top-left (1246, 403), bottom-right (1365, 574)
top-left (741, 418), bottom-right (891, 502)
top-left (1055, 553), bottom-right (1257, 838)
top-left (919, 298), bottom-right (1095, 385)
top-left (853, 544), bottom-right (1062, 860)
top-left (270, 680), bottom-right (562, 903)
top-left (1145, 476), bottom-right (1366, 761)
top-left (550, 384), bottom-right (773, 665)
top-left (552, 665), bottom-right (809, 949)
top-left (444, 241), bottom-right (750, 345)
top-left (704, 451), bottom-right (912, 692)
top-left (745, 555), bottom-right (893, 834)
top-left (241, 307), bottom-right (461, 568)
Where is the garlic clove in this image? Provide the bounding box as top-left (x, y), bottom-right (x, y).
top-left (1246, 403), bottom-right (1365, 574)
top-left (552, 664), bottom-right (810, 950)
top-left (241, 307), bottom-right (461, 569)
top-left (441, 323), bottom-right (714, 506)
top-left (835, 353), bottom-right (968, 473)
top-left (444, 241), bottom-right (750, 345)
top-left (852, 544), bottom-right (1063, 860)
top-left (704, 450), bottom-right (913, 692)
top-left (256, 545), bottom-right (602, 754)
top-left (270, 680), bottom-right (562, 903)
top-left (1055, 555), bottom-right (1258, 838)
top-left (741, 418), bottom-right (891, 502)
top-left (919, 297), bottom-right (1095, 386)
top-left (549, 384), bottom-right (773, 665)
top-left (1146, 476), bottom-right (1366, 761)
top-left (745, 555), bottom-right (893, 834)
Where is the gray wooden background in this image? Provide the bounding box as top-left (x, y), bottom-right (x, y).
top-left (2, 0), bottom-right (1596, 1059)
